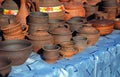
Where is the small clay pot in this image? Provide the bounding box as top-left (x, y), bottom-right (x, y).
top-left (114, 18), bottom-right (120, 29)
top-left (42, 44), bottom-right (60, 63)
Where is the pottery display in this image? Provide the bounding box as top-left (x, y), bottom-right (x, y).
top-left (42, 44), bottom-right (60, 63)
top-left (0, 56), bottom-right (12, 77)
top-left (0, 40), bottom-right (32, 65)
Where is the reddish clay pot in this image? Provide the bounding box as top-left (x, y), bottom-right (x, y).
top-left (64, 1), bottom-right (85, 21)
top-left (0, 56), bottom-right (12, 77)
top-left (88, 19), bottom-right (114, 36)
top-left (114, 18), bottom-right (120, 29)
top-left (42, 44), bottom-right (60, 63)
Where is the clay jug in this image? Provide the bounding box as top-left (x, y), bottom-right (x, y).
top-left (2, 0), bottom-right (19, 15)
top-left (16, 0), bottom-right (28, 25)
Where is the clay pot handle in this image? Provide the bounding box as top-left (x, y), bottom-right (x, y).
top-left (22, 24), bottom-right (28, 33)
top-left (64, 23), bottom-right (70, 29)
top-left (26, 0), bottom-right (36, 12)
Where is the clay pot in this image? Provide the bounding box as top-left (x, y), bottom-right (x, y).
top-left (60, 41), bottom-right (77, 58)
top-left (114, 18), bottom-right (120, 29)
top-left (50, 25), bottom-right (72, 44)
top-left (0, 0), bottom-right (4, 7)
top-left (103, 7), bottom-right (117, 20)
top-left (77, 24), bottom-right (100, 46)
top-left (0, 40), bottom-right (32, 65)
top-left (28, 23), bottom-right (49, 34)
top-left (86, 0), bottom-right (101, 5)
top-left (42, 44), bottom-right (60, 63)
top-left (39, 0), bottom-right (65, 20)
top-left (0, 56), bottom-right (12, 77)
top-left (102, 0), bottom-right (117, 7)
top-left (64, 1), bottom-right (85, 21)
top-left (88, 19), bottom-right (114, 36)
top-left (16, 0), bottom-right (28, 25)
top-left (27, 12), bottom-right (49, 23)
top-left (2, 0), bottom-right (19, 15)
top-left (72, 35), bottom-right (88, 52)
top-left (66, 16), bottom-right (86, 32)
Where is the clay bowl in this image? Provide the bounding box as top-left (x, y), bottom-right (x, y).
top-left (0, 40), bottom-right (33, 66)
top-left (0, 56), bottom-right (12, 77)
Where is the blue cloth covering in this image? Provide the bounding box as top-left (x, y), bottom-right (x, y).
top-left (8, 30), bottom-right (120, 77)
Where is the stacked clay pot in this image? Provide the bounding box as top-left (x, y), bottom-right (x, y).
top-left (77, 24), bottom-right (100, 46)
top-left (27, 12), bottom-right (49, 34)
top-left (1, 22), bottom-right (28, 40)
top-left (39, 0), bottom-right (65, 20)
top-left (27, 30), bottom-right (54, 52)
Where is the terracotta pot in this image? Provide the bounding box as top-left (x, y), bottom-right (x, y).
top-left (64, 1), bottom-right (85, 21)
top-left (27, 12), bottom-right (49, 23)
top-left (2, 0), bottom-right (19, 15)
top-left (42, 44), bottom-right (60, 63)
top-left (60, 41), bottom-right (77, 58)
top-left (72, 35), bottom-right (88, 52)
top-left (114, 18), bottom-right (120, 29)
top-left (0, 40), bottom-right (32, 65)
top-left (88, 19), bottom-right (114, 35)
top-left (28, 23), bottom-right (49, 34)
top-left (66, 16), bottom-right (86, 32)
top-left (77, 24), bottom-right (100, 46)
top-left (0, 56), bottom-right (12, 77)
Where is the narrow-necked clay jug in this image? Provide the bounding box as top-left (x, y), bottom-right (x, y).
top-left (16, 0), bottom-right (28, 25)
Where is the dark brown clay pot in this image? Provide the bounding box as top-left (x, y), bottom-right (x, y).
top-left (0, 40), bottom-right (32, 65)
top-left (42, 44), bottom-right (60, 63)
top-left (88, 19), bottom-right (114, 36)
top-left (0, 56), bottom-right (12, 77)
top-left (72, 35), bottom-right (88, 53)
top-left (27, 12), bottom-right (49, 23)
top-left (114, 18), bottom-right (120, 29)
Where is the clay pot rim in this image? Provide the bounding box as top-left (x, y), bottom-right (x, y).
top-left (42, 44), bottom-right (60, 52)
top-left (0, 40), bottom-right (32, 51)
top-left (72, 36), bottom-right (88, 41)
top-left (0, 56), bottom-right (12, 70)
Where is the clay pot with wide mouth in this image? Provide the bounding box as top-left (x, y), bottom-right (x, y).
top-left (0, 56), bottom-right (12, 77)
top-left (88, 19), bottom-right (114, 36)
top-left (77, 24), bottom-right (100, 46)
top-left (0, 40), bottom-right (33, 65)
top-left (72, 35), bottom-right (88, 52)
top-left (42, 44), bottom-right (60, 63)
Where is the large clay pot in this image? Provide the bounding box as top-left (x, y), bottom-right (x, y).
top-left (42, 44), bottom-right (60, 63)
top-left (0, 40), bottom-right (32, 65)
top-left (39, 0), bottom-right (65, 20)
top-left (64, 0), bottom-right (85, 21)
top-left (0, 56), bottom-right (12, 77)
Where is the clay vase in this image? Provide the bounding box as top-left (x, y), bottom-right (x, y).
top-left (50, 25), bottom-right (72, 44)
top-left (59, 41), bottom-right (77, 58)
top-left (2, 0), bottom-right (19, 15)
top-left (72, 35), bottom-right (88, 53)
top-left (64, 0), bottom-right (85, 21)
top-left (66, 16), bottom-right (86, 32)
top-left (114, 18), bottom-right (120, 29)
top-left (42, 44), bottom-right (60, 63)
top-left (16, 0), bottom-right (28, 25)
top-left (77, 24), bottom-right (100, 46)
top-left (39, 0), bottom-right (65, 20)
